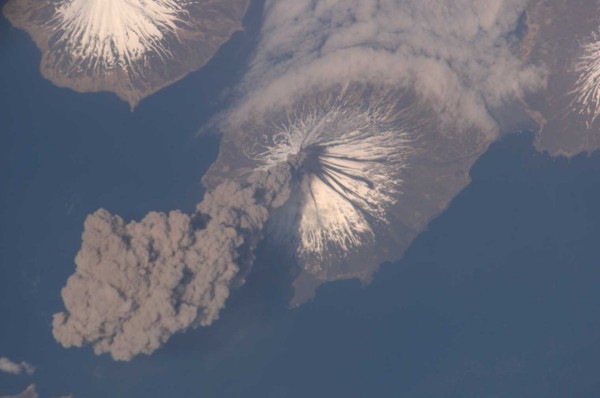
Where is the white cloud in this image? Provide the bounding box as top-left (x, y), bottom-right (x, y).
top-left (0, 357), bottom-right (35, 376)
top-left (226, 0), bottom-right (546, 136)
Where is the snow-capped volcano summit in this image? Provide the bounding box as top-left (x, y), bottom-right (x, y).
top-left (3, 0), bottom-right (250, 108)
top-left (573, 31), bottom-right (600, 125)
top-left (241, 87), bottom-right (414, 272)
top-left (50, 0), bottom-right (189, 70)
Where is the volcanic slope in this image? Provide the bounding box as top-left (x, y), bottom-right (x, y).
top-left (522, 0), bottom-right (600, 156)
top-left (3, 0), bottom-right (250, 108)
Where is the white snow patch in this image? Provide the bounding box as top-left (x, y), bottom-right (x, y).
top-left (573, 31), bottom-right (600, 126)
top-left (47, 0), bottom-right (189, 74)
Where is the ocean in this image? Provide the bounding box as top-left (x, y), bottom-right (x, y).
top-left (1, 4), bottom-right (600, 397)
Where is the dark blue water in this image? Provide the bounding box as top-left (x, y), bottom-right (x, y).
top-left (2, 5), bottom-right (600, 398)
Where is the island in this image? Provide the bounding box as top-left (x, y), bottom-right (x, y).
top-left (2, 0), bottom-right (250, 109)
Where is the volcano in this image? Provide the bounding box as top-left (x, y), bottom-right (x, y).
top-left (249, 90), bottom-right (413, 273)
top-left (573, 31), bottom-right (600, 125)
top-left (3, 0), bottom-right (250, 108)
top-left (204, 83), bottom-right (492, 303)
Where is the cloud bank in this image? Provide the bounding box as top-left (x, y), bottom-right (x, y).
top-left (0, 357), bottom-right (35, 376)
top-left (53, 164), bottom-right (292, 361)
top-left (226, 0), bottom-right (546, 135)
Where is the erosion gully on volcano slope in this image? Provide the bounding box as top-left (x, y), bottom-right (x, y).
top-left (522, 0), bottom-right (600, 156)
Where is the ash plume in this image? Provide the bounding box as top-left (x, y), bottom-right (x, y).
top-left (52, 164), bottom-right (292, 361)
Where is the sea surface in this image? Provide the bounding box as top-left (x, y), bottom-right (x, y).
top-left (1, 5), bottom-right (600, 398)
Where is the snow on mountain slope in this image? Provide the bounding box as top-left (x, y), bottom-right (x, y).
top-left (573, 31), bottom-right (600, 125)
top-left (244, 87), bottom-right (414, 272)
top-left (49, 0), bottom-right (189, 71)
